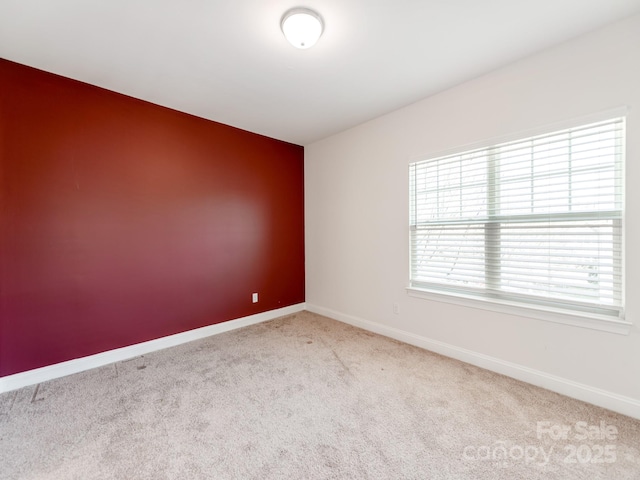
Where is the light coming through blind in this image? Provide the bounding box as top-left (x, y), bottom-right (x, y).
top-left (409, 117), bottom-right (624, 319)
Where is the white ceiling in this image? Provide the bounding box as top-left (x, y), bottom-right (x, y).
top-left (1, 1), bottom-right (640, 146)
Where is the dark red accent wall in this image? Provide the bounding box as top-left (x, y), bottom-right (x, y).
top-left (0, 59), bottom-right (304, 377)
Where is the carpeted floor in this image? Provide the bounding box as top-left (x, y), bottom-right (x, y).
top-left (1, 311), bottom-right (639, 479)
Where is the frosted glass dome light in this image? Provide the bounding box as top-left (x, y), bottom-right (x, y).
top-left (281, 8), bottom-right (324, 49)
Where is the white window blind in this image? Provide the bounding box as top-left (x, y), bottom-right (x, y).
top-left (409, 117), bottom-right (624, 319)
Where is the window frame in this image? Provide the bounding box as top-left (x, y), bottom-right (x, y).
top-left (407, 110), bottom-right (630, 335)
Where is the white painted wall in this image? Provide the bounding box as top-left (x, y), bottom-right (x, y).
top-left (305, 14), bottom-right (640, 416)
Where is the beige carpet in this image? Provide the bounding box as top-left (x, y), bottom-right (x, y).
top-left (1, 311), bottom-right (639, 479)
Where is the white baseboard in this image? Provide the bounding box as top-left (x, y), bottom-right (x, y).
top-left (0, 303), bottom-right (306, 394)
top-left (306, 303), bottom-right (640, 420)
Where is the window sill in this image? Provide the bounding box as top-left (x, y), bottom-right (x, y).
top-left (406, 287), bottom-right (632, 335)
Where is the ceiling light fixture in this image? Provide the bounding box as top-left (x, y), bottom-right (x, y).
top-left (281, 7), bottom-right (324, 49)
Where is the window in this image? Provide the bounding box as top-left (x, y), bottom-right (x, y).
top-left (409, 117), bottom-right (625, 322)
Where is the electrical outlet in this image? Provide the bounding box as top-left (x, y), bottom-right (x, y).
top-left (252, 293), bottom-right (258, 303)
top-left (393, 303), bottom-right (399, 315)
